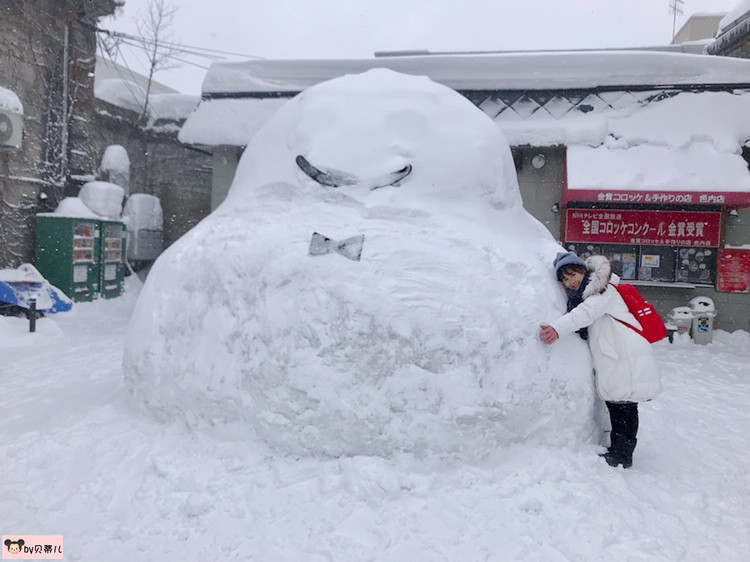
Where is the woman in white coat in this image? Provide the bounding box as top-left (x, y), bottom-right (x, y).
top-left (539, 252), bottom-right (662, 468)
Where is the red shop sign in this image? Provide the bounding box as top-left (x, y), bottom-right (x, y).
top-left (565, 209), bottom-right (722, 247)
top-left (717, 249), bottom-right (750, 293)
top-left (563, 189), bottom-right (750, 206)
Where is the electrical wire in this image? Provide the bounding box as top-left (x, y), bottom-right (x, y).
top-left (96, 26), bottom-right (265, 61)
top-left (96, 34), bottom-right (155, 102)
top-left (96, 24), bottom-right (259, 95)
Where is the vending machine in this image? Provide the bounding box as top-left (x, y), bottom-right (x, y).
top-left (99, 220), bottom-right (127, 299)
top-left (35, 215), bottom-right (126, 301)
top-left (36, 216), bottom-right (100, 302)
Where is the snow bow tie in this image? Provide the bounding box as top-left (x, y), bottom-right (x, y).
top-left (309, 232), bottom-right (365, 262)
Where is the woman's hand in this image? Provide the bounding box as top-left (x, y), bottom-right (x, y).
top-left (539, 324), bottom-right (559, 345)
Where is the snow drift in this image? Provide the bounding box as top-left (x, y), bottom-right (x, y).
top-left (124, 69), bottom-right (597, 457)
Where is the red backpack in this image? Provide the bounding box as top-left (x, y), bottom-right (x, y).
top-left (610, 283), bottom-right (667, 343)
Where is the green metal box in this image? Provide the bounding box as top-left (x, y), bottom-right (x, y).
top-left (99, 220), bottom-right (127, 299)
top-left (35, 215), bottom-right (126, 302)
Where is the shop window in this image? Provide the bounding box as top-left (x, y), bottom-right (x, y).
top-left (637, 245), bottom-right (675, 282)
top-left (564, 243), bottom-right (716, 285)
top-left (675, 247), bottom-right (716, 285)
top-left (601, 245), bottom-right (638, 281)
top-left (565, 243), bottom-right (601, 261)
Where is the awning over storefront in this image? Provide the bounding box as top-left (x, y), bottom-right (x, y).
top-left (565, 144), bottom-right (750, 207)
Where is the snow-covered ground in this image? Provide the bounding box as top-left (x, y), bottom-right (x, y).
top-left (4, 68), bottom-right (750, 560)
top-left (2, 277), bottom-right (749, 561)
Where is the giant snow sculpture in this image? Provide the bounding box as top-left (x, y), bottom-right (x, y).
top-left (124, 69), bottom-right (596, 457)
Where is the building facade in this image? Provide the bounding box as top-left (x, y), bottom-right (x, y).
top-left (0, 1), bottom-right (211, 270)
top-left (1, 0), bottom-right (121, 264)
top-left (180, 51), bottom-right (750, 332)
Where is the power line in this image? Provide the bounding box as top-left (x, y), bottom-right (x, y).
top-left (96, 34), bottom-right (154, 99)
top-left (115, 35), bottom-right (225, 62)
top-left (97, 26), bottom-right (265, 61)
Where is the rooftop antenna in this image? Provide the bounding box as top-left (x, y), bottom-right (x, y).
top-left (669, 0), bottom-right (685, 40)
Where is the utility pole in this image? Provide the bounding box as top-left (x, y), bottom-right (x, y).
top-left (61, 20), bottom-right (70, 183)
top-left (670, 0), bottom-right (685, 41)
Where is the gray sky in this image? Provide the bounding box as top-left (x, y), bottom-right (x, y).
top-left (102, 0), bottom-right (740, 94)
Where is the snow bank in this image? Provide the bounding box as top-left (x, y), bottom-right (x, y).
top-left (124, 69), bottom-right (597, 458)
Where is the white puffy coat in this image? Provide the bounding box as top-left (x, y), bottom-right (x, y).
top-left (550, 255), bottom-right (662, 403)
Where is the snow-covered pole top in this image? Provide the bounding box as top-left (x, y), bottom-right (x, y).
top-left (0, 85), bottom-right (23, 114)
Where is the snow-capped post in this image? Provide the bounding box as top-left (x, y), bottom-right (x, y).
top-left (29, 297), bottom-right (36, 332)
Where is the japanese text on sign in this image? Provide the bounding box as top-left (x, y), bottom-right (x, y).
top-left (562, 188), bottom-right (750, 205)
top-left (593, 192), bottom-right (727, 204)
top-left (565, 209), bottom-right (721, 247)
top-left (717, 250), bottom-right (750, 293)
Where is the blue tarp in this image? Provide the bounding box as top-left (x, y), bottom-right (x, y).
top-left (0, 280), bottom-right (73, 313)
top-left (0, 268), bottom-right (73, 314)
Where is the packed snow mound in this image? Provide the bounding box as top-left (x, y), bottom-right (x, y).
top-left (99, 145), bottom-right (130, 193)
top-left (78, 181), bottom-right (125, 218)
top-left (100, 145), bottom-right (130, 175)
top-left (124, 69), bottom-right (596, 457)
top-left (229, 69), bottom-right (521, 209)
top-left (48, 197), bottom-right (100, 219)
top-left (122, 194), bottom-right (163, 231)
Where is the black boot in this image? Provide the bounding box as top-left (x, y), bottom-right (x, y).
top-left (603, 402), bottom-right (639, 469)
top-left (601, 432), bottom-right (621, 466)
top-left (599, 431), bottom-right (619, 459)
top-left (619, 438), bottom-right (637, 469)
top-left (602, 436), bottom-right (637, 469)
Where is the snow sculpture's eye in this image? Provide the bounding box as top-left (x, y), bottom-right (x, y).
top-left (296, 155), bottom-right (412, 190)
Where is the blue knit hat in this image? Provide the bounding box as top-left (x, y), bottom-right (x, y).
top-left (553, 251), bottom-right (586, 276)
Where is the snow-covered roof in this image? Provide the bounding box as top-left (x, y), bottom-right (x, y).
top-left (568, 144), bottom-right (750, 194)
top-left (95, 56), bottom-right (177, 96)
top-left (180, 50), bottom-right (750, 202)
top-left (720, 0), bottom-right (750, 32)
top-left (179, 97), bottom-right (287, 146)
top-left (708, 1), bottom-right (750, 55)
top-left (147, 93), bottom-right (200, 124)
top-left (0, 85), bottom-right (23, 114)
top-left (95, 78), bottom-right (199, 129)
top-left (95, 78), bottom-right (147, 114)
top-left (200, 51), bottom-right (750, 94)
top-left (182, 51), bottom-right (750, 147)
